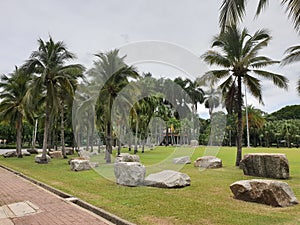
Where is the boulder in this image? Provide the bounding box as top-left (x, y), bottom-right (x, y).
top-left (65, 147), bottom-right (74, 155)
top-left (194, 156), bottom-right (222, 169)
top-left (23, 151), bottom-right (31, 156)
top-left (144, 170), bottom-right (191, 188)
top-left (115, 153), bottom-right (140, 163)
top-left (190, 140), bottom-right (198, 146)
top-left (173, 156), bottom-right (191, 164)
top-left (35, 154), bottom-right (51, 163)
top-left (230, 179), bottom-right (298, 207)
top-left (49, 151), bottom-right (63, 159)
top-left (3, 151), bottom-right (17, 158)
top-left (70, 159), bottom-right (91, 171)
top-left (240, 153), bottom-right (289, 179)
top-left (114, 162), bottom-right (146, 187)
top-left (27, 149), bottom-right (39, 154)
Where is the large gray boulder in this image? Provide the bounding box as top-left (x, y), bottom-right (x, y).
top-left (35, 154), bottom-right (51, 163)
top-left (230, 179), bottom-right (298, 207)
top-left (144, 170), bottom-right (191, 188)
top-left (115, 153), bottom-right (140, 162)
top-left (114, 162), bottom-right (146, 187)
top-left (173, 156), bottom-right (191, 164)
top-left (70, 159), bottom-right (92, 171)
top-left (194, 156), bottom-right (222, 168)
top-left (240, 153), bottom-right (289, 179)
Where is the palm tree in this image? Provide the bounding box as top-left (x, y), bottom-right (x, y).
top-left (0, 67), bottom-right (32, 158)
top-left (243, 105), bottom-right (265, 146)
top-left (90, 49), bottom-right (139, 163)
top-left (203, 88), bottom-right (221, 119)
top-left (201, 26), bottom-right (288, 166)
top-left (219, 0), bottom-right (300, 33)
top-left (23, 37), bottom-right (84, 163)
top-left (281, 45), bottom-right (300, 95)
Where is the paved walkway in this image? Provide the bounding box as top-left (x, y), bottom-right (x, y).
top-left (0, 167), bottom-right (112, 225)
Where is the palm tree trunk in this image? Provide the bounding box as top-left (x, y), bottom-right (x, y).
top-left (60, 99), bottom-right (67, 158)
top-left (41, 97), bottom-right (51, 163)
top-left (16, 113), bottom-right (23, 158)
top-left (236, 76), bottom-right (243, 166)
top-left (31, 119), bottom-right (38, 151)
top-left (105, 96), bottom-right (113, 163)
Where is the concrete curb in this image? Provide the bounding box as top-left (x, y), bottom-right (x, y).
top-left (0, 164), bottom-right (136, 225)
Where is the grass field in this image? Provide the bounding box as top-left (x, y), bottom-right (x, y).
top-left (0, 146), bottom-right (299, 225)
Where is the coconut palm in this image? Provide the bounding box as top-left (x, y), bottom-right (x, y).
top-left (90, 49), bottom-right (139, 163)
top-left (281, 45), bottom-right (300, 94)
top-left (0, 67), bottom-right (32, 157)
top-left (23, 37), bottom-right (85, 163)
top-left (201, 26), bottom-right (288, 166)
top-left (219, 0), bottom-right (300, 33)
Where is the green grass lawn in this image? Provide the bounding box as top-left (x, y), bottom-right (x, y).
top-left (0, 146), bottom-right (300, 225)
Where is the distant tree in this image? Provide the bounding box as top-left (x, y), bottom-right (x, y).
top-left (268, 105), bottom-right (300, 120)
top-left (0, 67), bottom-right (32, 157)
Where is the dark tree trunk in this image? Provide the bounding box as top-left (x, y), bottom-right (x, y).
top-left (16, 113), bottom-right (23, 158)
top-left (60, 99), bottom-right (67, 159)
top-left (236, 76), bottom-right (243, 166)
top-left (105, 120), bottom-right (112, 163)
top-left (41, 96), bottom-right (51, 164)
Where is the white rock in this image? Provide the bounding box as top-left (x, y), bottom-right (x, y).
top-left (114, 162), bottom-right (146, 187)
top-left (144, 170), bottom-right (191, 188)
top-left (115, 153), bottom-right (140, 162)
top-left (173, 156), bottom-right (191, 164)
top-left (70, 159), bottom-right (91, 171)
top-left (34, 154), bottom-right (51, 163)
top-left (194, 156), bottom-right (222, 168)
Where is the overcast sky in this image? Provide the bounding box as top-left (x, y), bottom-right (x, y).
top-left (0, 0), bottom-right (299, 118)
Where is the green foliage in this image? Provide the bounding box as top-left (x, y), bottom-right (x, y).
top-left (268, 105), bottom-right (300, 120)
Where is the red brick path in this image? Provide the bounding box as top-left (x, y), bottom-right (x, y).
top-left (0, 167), bottom-right (112, 225)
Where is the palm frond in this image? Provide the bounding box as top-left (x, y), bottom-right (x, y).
top-left (281, 45), bottom-right (300, 65)
top-left (219, 0), bottom-right (247, 32)
top-left (244, 74), bottom-right (263, 104)
top-left (253, 70), bottom-right (289, 89)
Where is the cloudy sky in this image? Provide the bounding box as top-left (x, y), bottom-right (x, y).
top-left (0, 0), bottom-right (299, 118)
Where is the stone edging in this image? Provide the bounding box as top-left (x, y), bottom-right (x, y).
top-left (0, 164), bottom-right (136, 225)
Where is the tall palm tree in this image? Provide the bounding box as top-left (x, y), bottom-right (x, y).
top-left (281, 45), bottom-right (300, 94)
top-left (0, 67), bottom-right (32, 158)
top-left (219, 0), bottom-right (300, 33)
top-left (220, 0), bottom-right (300, 94)
top-left (201, 26), bottom-right (288, 166)
top-left (23, 37), bottom-right (84, 163)
top-left (90, 49), bottom-right (139, 163)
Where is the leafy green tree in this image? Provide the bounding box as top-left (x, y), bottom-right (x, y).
top-left (23, 37), bottom-right (84, 163)
top-left (219, 0), bottom-right (300, 33)
top-left (201, 26), bottom-right (288, 166)
top-left (0, 67), bottom-right (32, 157)
top-left (90, 49), bottom-right (139, 163)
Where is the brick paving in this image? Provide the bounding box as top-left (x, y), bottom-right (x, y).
top-left (0, 167), bottom-right (112, 225)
